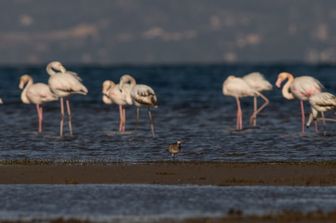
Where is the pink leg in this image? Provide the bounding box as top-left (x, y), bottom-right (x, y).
top-left (300, 100), bottom-right (305, 134)
top-left (36, 104), bottom-right (42, 133)
top-left (250, 94), bottom-right (269, 127)
top-left (118, 105), bottom-right (123, 132)
top-left (66, 98), bottom-right (73, 136)
top-left (122, 106), bottom-right (126, 132)
top-left (60, 98), bottom-right (65, 137)
top-left (236, 97), bottom-right (243, 130)
top-left (39, 105), bottom-right (43, 133)
top-left (251, 96), bottom-right (257, 126)
top-left (235, 97), bottom-right (240, 130)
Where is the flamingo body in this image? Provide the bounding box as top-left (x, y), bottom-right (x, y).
top-left (276, 72), bottom-right (323, 133)
top-left (19, 74), bottom-right (58, 133)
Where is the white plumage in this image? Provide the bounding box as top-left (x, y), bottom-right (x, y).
top-left (306, 92), bottom-right (336, 128)
top-left (19, 74), bottom-right (58, 133)
top-left (119, 74), bottom-right (157, 136)
top-left (46, 61), bottom-right (88, 137)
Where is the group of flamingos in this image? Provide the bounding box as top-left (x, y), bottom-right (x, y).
top-left (15, 62), bottom-right (336, 137)
top-left (18, 61), bottom-right (157, 137)
top-left (223, 72), bottom-right (336, 133)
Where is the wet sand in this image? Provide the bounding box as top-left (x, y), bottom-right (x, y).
top-left (0, 161), bottom-right (336, 185)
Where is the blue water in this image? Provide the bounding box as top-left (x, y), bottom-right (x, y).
top-left (0, 185), bottom-right (335, 222)
top-left (0, 64), bottom-right (336, 161)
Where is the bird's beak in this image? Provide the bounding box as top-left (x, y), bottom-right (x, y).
top-left (0, 98), bottom-right (3, 104)
top-left (19, 82), bottom-right (24, 90)
top-left (275, 79), bottom-right (282, 88)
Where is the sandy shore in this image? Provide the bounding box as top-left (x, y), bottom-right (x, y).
top-left (0, 161), bottom-right (336, 185)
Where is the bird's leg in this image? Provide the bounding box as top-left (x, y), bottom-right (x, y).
top-left (136, 107), bottom-right (140, 129)
top-left (235, 97), bottom-right (240, 130)
top-left (250, 94), bottom-right (270, 127)
top-left (236, 97), bottom-right (243, 130)
top-left (147, 108), bottom-right (155, 137)
top-left (122, 105), bottom-right (126, 132)
top-left (118, 105), bottom-right (123, 133)
top-left (314, 120), bottom-right (319, 133)
top-left (66, 98), bottom-right (73, 136)
top-left (40, 105), bottom-right (43, 133)
top-left (321, 112), bottom-right (326, 126)
top-left (300, 100), bottom-right (305, 134)
top-left (253, 96), bottom-right (257, 126)
top-left (36, 104), bottom-right (42, 133)
top-left (60, 98), bottom-right (64, 137)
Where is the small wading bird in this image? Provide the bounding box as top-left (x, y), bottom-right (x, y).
top-left (168, 141), bottom-right (182, 157)
top-left (19, 74), bottom-right (58, 133)
top-left (276, 72), bottom-right (323, 134)
top-left (119, 74), bottom-right (158, 137)
top-left (222, 75), bottom-right (269, 130)
top-left (102, 80), bottom-right (129, 133)
top-left (306, 92), bottom-right (336, 131)
top-left (242, 72), bottom-right (272, 126)
top-left (47, 61), bottom-right (88, 137)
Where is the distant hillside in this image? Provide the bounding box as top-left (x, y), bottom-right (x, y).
top-left (0, 0), bottom-right (335, 64)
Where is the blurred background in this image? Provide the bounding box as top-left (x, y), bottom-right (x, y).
top-left (0, 0), bottom-right (335, 65)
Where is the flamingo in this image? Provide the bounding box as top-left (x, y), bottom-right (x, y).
top-left (102, 80), bottom-right (129, 132)
top-left (46, 61), bottom-right (88, 137)
top-left (19, 74), bottom-right (58, 133)
top-left (242, 72), bottom-right (272, 126)
top-left (119, 74), bottom-right (157, 137)
top-left (223, 75), bottom-right (268, 130)
top-left (275, 72), bottom-right (323, 133)
top-left (306, 92), bottom-right (336, 130)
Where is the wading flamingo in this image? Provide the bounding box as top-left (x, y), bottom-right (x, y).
top-left (19, 74), bottom-right (58, 133)
top-left (306, 92), bottom-right (336, 130)
top-left (275, 72), bottom-right (323, 134)
top-left (46, 61), bottom-right (88, 137)
top-left (243, 72), bottom-right (272, 126)
top-left (102, 80), bottom-right (129, 132)
top-left (119, 74), bottom-right (157, 137)
top-left (223, 75), bottom-right (268, 130)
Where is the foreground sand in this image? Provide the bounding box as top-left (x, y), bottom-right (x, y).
top-left (0, 161), bottom-right (336, 185)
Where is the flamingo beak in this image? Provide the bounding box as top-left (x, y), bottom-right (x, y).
top-left (275, 79), bottom-right (282, 88)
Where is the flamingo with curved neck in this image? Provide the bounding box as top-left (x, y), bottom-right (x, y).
top-left (276, 72), bottom-right (323, 134)
top-left (19, 74), bottom-right (58, 133)
top-left (119, 74), bottom-right (157, 137)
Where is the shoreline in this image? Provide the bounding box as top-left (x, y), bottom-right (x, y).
top-left (1, 161), bottom-right (336, 185)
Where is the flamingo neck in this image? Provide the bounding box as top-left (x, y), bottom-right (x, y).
top-left (120, 75), bottom-right (136, 90)
top-left (46, 64), bottom-right (66, 76)
top-left (282, 74), bottom-right (295, 100)
top-left (21, 79), bottom-right (33, 104)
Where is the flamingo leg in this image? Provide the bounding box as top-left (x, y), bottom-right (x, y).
top-left (122, 105), bottom-right (126, 132)
top-left (250, 94), bottom-right (270, 127)
top-left (66, 98), bottom-right (73, 136)
top-left (60, 98), bottom-right (64, 137)
top-left (118, 105), bottom-right (123, 132)
top-left (236, 97), bottom-right (243, 130)
top-left (321, 112), bottom-right (326, 126)
top-left (252, 96), bottom-right (257, 126)
top-left (40, 105), bottom-right (43, 133)
top-left (136, 107), bottom-right (140, 129)
top-left (147, 108), bottom-right (155, 137)
top-left (300, 100), bottom-right (305, 134)
top-left (314, 120), bottom-right (319, 133)
top-left (36, 104), bottom-right (42, 133)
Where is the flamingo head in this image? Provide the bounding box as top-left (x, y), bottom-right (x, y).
top-left (119, 74), bottom-right (136, 89)
top-left (47, 61), bottom-right (66, 74)
top-left (276, 72), bottom-right (292, 88)
top-left (19, 74), bottom-right (32, 89)
top-left (102, 80), bottom-right (115, 94)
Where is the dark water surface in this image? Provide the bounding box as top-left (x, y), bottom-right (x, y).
top-left (0, 64), bottom-right (336, 161)
top-left (1, 185), bottom-right (336, 222)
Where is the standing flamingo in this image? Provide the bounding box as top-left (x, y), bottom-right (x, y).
top-left (275, 72), bottom-right (323, 133)
top-left (119, 74), bottom-right (157, 137)
top-left (19, 74), bottom-right (58, 133)
top-left (223, 75), bottom-right (268, 130)
top-left (46, 61), bottom-right (88, 137)
top-left (306, 92), bottom-right (336, 130)
top-left (243, 72), bottom-right (272, 126)
top-left (102, 80), bottom-right (129, 132)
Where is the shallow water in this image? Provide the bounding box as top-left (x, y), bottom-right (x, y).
top-left (0, 185), bottom-right (336, 222)
top-left (1, 64), bottom-right (336, 161)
